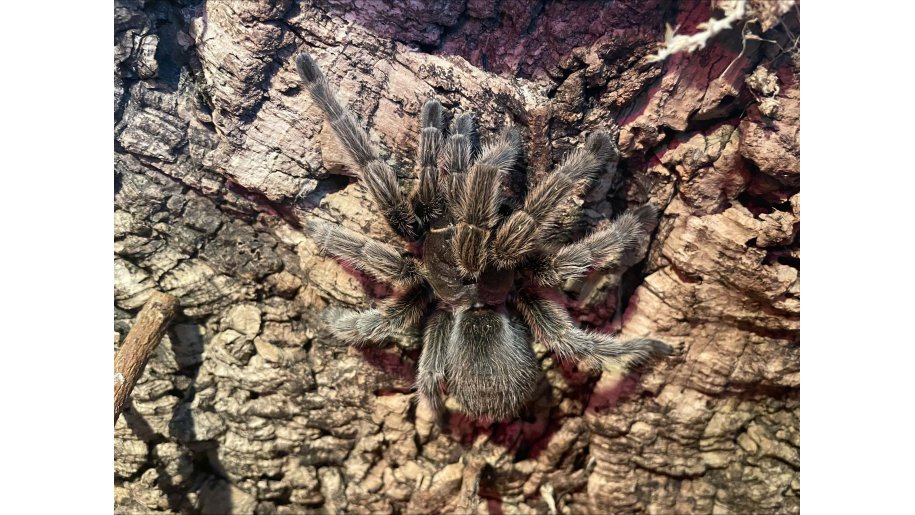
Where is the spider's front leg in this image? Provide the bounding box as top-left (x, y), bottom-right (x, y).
top-left (451, 127), bottom-right (522, 276)
top-left (296, 53), bottom-right (418, 240)
top-left (324, 287), bottom-right (430, 345)
top-left (516, 292), bottom-right (672, 371)
top-left (441, 112), bottom-right (477, 210)
top-left (491, 131), bottom-right (619, 269)
top-left (409, 100), bottom-right (446, 231)
top-left (531, 204), bottom-right (659, 287)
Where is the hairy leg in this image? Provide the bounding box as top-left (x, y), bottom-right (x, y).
top-left (410, 100), bottom-right (446, 230)
top-left (532, 204), bottom-right (658, 287)
top-left (491, 130), bottom-right (619, 269)
top-left (307, 219), bottom-right (424, 286)
top-left (516, 292), bottom-right (671, 370)
top-left (324, 288), bottom-right (429, 345)
top-left (451, 129), bottom-right (523, 276)
top-left (296, 53), bottom-right (417, 240)
top-left (477, 127), bottom-right (521, 175)
top-left (441, 112), bottom-right (476, 212)
top-left (415, 309), bottom-right (453, 413)
top-left (451, 162), bottom-right (501, 277)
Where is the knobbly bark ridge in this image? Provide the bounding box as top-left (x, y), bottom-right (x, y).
top-left (114, 0), bottom-right (799, 512)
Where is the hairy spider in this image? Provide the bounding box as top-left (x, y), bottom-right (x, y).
top-left (296, 52), bottom-right (672, 420)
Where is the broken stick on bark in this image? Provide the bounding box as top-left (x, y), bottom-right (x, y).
top-left (114, 291), bottom-right (179, 425)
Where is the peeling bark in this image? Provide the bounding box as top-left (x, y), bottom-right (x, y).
top-left (114, 0), bottom-right (800, 513)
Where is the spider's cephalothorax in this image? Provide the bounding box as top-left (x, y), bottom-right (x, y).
top-left (296, 52), bottom-right (672, 420)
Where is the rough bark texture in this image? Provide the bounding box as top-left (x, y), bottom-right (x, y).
top-left (114, 0), bottom-right (799, 513)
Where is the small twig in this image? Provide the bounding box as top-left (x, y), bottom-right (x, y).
top-left (541, 483), bottom-right (558, 515)
top-left (114, 291), bottom-right (179, 425)
top-left (455, 455), bottom-right (486, 514)
top-left (648, 0), bottom-right (747, 62)
top-left (718, 19), bottom-right (753, 81)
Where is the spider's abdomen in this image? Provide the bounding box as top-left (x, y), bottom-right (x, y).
top-left (446, 308), bottom-right (541, 420)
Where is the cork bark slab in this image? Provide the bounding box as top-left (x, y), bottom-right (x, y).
top-left (114, 0), bottom-right (800, 512)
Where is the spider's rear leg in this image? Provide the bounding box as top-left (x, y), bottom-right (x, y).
top-left (491, 131), bottom-right (619, 269)
top-left (415, 309), bottom-right (452, 414)
top-left (296, 52), bottom-right (418, 240)
top-left (531, 204), bottom-right (659, 287)
top-left (516, 292), bottom-right (671, 371)
top-left (324, 287), bottom-right (430, 345)
top-left (306, 219), bottom-right (424, 287)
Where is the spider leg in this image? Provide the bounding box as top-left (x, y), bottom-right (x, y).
top-left (543, 128), bottom-right (621, 241)
top-left (324, 287), bottom-right (429, 345)
top-left (296, 53), bottom-right (418, 240)
top-left (446, 308), bottom-right (541, 420)
top-left (441, 112), bottom-right (477, 210)
top-left (409, 100), bottom-right (446, 230)
top-left (516, 292), bottom-right (672, 370)
top-left (451, 129), bottom-right (523, 276)
top-left (477, 127), bottom-right (522, 175)
top-left (307, 219), bottom-right (424, 287)
top-left (491, 130), bottom-right (619, 269)
top-left (451, 161), bottom-right (501, 277)
top-left (531, 204), bottom-right (659, 287)
top-left (414, 309), bottom-right (452, 413)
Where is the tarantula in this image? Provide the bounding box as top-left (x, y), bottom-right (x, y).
top-left (296, 52), bottom-right (671, 420)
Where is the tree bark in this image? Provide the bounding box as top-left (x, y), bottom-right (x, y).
top-left (114, 0), bottom-right (799, 513)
